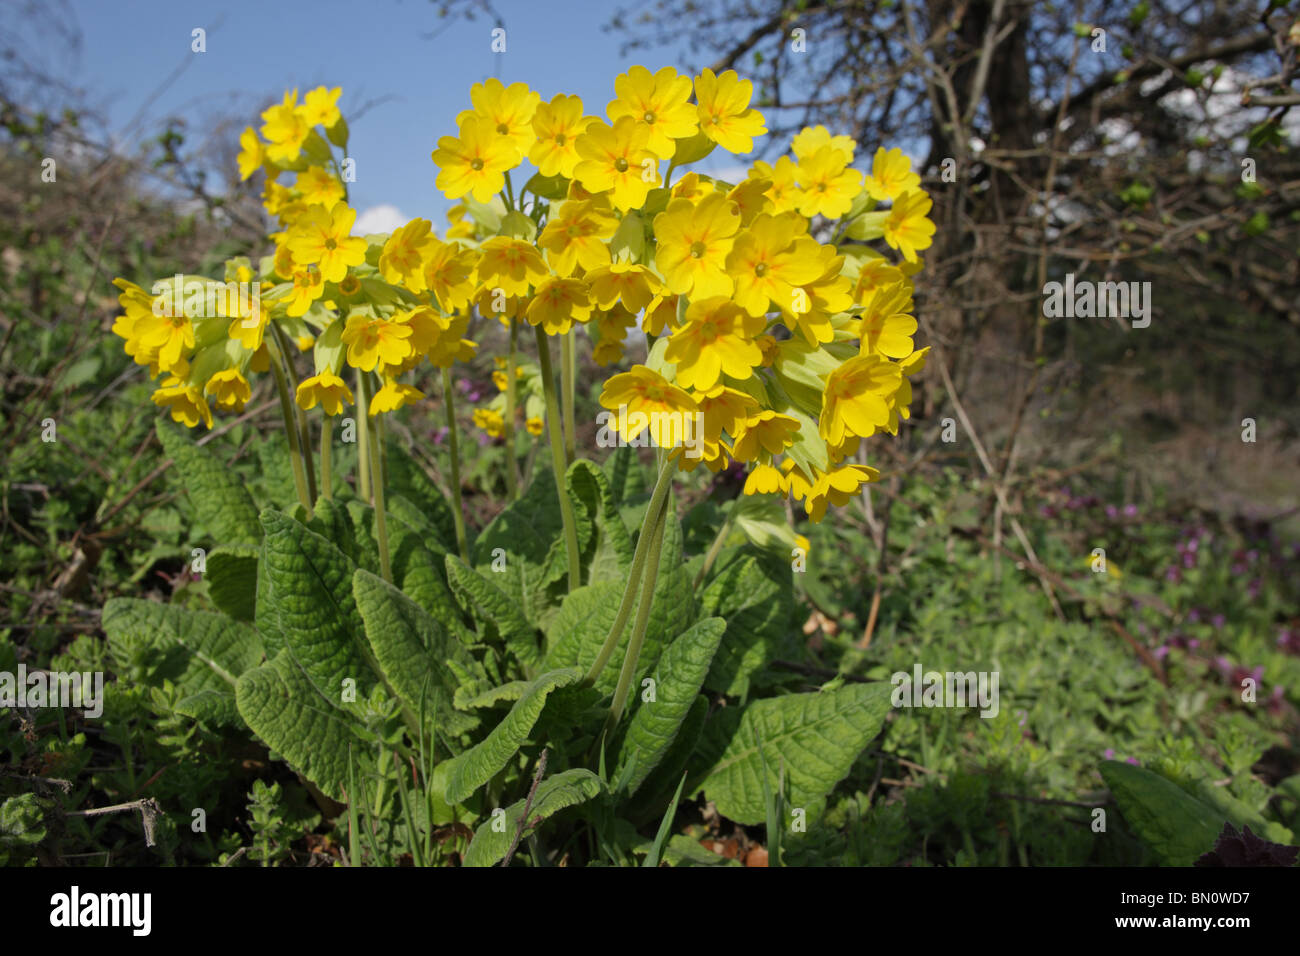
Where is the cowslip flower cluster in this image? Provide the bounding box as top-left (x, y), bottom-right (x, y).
top-left (112, 85), bottom-right (480, 431)
top-left (430, 68), bottom-right (936, 522)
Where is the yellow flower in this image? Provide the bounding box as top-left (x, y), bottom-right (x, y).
top-left (379, 218), bottom-right (435, 293)
top-left (805, 463), bottom-right (879, 522)
top-left (301, 86), bottom-right (342, 129)
top-left (791, 126), bottom-right (855, 165)
top-left (458, 78), bottom-right (540, 164)
top-left (725, 213), bottom-right (824, 317)
top-left (796, 145), bottom-right (863, 219)
top-left (664, 296), bottom-right (765, 390)
top-left (369, 381), bottom-right (425, 415)
top-left (694, 384), bottom-right (759, 442)
top-left (694, 69), bottom-right (767, 154)
top-left (749, 157), bottom-right (803, 214)
top-left (593, 306), bottom-right (636, 366)
top-left (296, 166), bottom-right (346, 208)
top-left (474, 407), bottom-right (505, 438)
top-left (281, 266), bottom-right (323, 317)
top-left (537, 198), bottom-right (617, 277)
top-left (525, 416), bottom-right (545, 436)
top-left (858, 281), bottom-right (917, 359)
top-left (642, 293), bottom-right (680, 336)
top-left (260, 90), bottom-right (310, 165)
top-left (153, 378), bottom-right (212, 429)
top-left (527, 277), bottom-right (592, 336)
top-left (850, 255), bottom-right (907, 303)
top-left (882, 189), bottom-right (935, 263)
top-left (743, 462), bottom-right (786, 495)
top-left (731, 410), bottom-right (799, 463)
top-left (237, 127), bottom-right (264, 181)
top-left (819, 354), bottom-right (903, 444)
top-left (296, 370), bottom-right (354, 416)
top-left (599, 365), bottom-right (700, 449)
top-left (432, 115), bottom-right (517, 203)
top-left (475, 237), bottom-right (549, 297)
top-left (340, 314), bottom-right (413, 372)
top-left (205, 368), bottom-right (251, 411)
top-left (424, 239), bottom-right (478, 312)
top-left (727, 176), bottom-right (776, 226)
top-left (573, 117), bottom-right (660, 212)
top-left (607, 65), bottom-right (697, 160)
top-left (780, 245), bottom-right (852, 346)
top-left (530, 93), bottom-right (596, 178)
top-left (584, 262), bottom-right (661, 313)
top-left (286, 203), bottom-right (367, 283)
top-left (652, 192), bottom-right (741, 299)
top-left (133, 308), bottom-right (194, 374)
top-left (863, 147), bottom-right (920, 202)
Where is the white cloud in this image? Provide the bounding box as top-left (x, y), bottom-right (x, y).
top-left (353, 204), bottom-right (407, 236)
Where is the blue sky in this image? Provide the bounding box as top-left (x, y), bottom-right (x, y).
top-left (46, 0), bottom-right (759, 231)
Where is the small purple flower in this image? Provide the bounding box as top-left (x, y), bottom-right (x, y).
top-left (1153, 645), bottom-right (1170, 660)
top-left (457, 377), bottom-right (471, 393)
top-left (1277, 628), bottom-right (1299, 655)
top-left (1246, 579), bottom-right (1262, 600)
top-left (432, 426), bottom-right (449, 445)
top-left (1123, 503), bottom-right (1138, 518)
top-left (475, 431), bottom-right (491, 447)
top-left (1182, 551), bottom-right (1196, 569)
top-left (1165, 566), bottom-right (1182, 583)
top-left (1103, 748), bottom-right (1116, 760)
top-left (1211, 613), bottom-right (1225, 630)
top-left (1105, 505), bottom-right (1119, 520)
top-left (1188, 608), bottom-right (1201, 623)
top-left (1040, 504), bottom-right (1057, 519)
top-left (1126, 756), bottom-right (1140, 766)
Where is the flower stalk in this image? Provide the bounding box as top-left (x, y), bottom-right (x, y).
top-left (441, 366), bottom-right (471, 564)
top-left (534, 325), bottom-right (582, 591)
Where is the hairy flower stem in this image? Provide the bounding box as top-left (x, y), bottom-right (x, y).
top-left (604, 484), bottom-right (670, 734)
top-left (693, 502), bottom-right (736, 590)
top-left (504, 316), bottom-right (520, 501)
top-left (355, 369), bottom-right (371, 502)
top-left (561, 331), bottom-right (576, 466)
top-left (583, 455), bottom-right (676, 687)
top-left (271, 323), bottom-right (317, 503)
top-left (320, 416), bottom-right (333, 500)
top-left (356, 374), bottom-right (392, 582)
top-left (534, 325), bottom-right (582, 591)
top-left (267, 335), bottom-right (312, 515)
top-left (441, 367), bottom-right (471, 564)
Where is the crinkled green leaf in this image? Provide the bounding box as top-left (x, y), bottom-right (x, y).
top-left (567, 458), bottom-right (633, 583)
top-left (260, 509), bottom-right (376, 704)
top-left (443, 668), bottom-right (581, 805)
top-left (1099, 760), bottom-right (1226, 866)
top-left (662, 833), bottom-right (740, 867)
top-left (631, 695), bottom-right (709, 820)
top-left (206, 545), bottom-right (258, 622)
top-left (236, 650), bottom-right (375, 803)
top-left (445, 554), bottom-right (541, 671)
top-left (385, 443), bottom-right (462, 555)
top-left (602, 446), bottom-right (647, 507)
top-left (0, 794), bottom-right (47, 846)
top-left (695, 682), bottom-right (891, 825)
top-left (700, 551), bottom-right (797, 697)
top-left (618, 617), bottom-right (725, 796)
top-left (157, 421), bottom-right (261, 547)
top-left (462, 768), bottom-right (604, 867)
top-left (351, 569), bottom-right (477, 740)
top-left (455, 681), bottom-right (530, 710)
top-left (102, 597), bottom-right (263, 727)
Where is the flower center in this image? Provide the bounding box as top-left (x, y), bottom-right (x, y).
top-left (324, 238), bottom-right (337, 251)
top-left (689, 240), bottom-right (708, 259)
top-left (643, 111), bottom-right (656, 124)
top-left (615, 157), bottom-right (629, 173)
top-left (754, 262), bottom-right (768, 277)
top-left (471, 158), bottom-right (485, 171)
top-left (496, 122), bottom-right (510, 135)
top-left (700, 322), bottom-right (718, 338)
top-left (555, 133), bottom-right (566, 145)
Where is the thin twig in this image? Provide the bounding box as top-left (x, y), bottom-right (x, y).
top-left (501, 748), bottom-right (548, 867)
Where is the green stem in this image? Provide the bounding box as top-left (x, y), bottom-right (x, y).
top-left (534, 325), bottom-right (582, 591)
top-left (267, 335), bottom-right (312, 515)
top-left (583, 455), bottom-right (676, 686)
top-left (356, 368), bottom-right (371, 502)
top-left (271, 323), bottom-right (317, 503)
top-left (441, 367), bottom-right (471, 563)
top-left (320, 415), bottom-right (333, 500)
top-left (504, 316), bottom-right (520, 501)
top-left (561, 330), bottom-right (576, 466)
top-left (693, 501), bottom-right (736, 590)
top-left (605, 484), bottom-right (671, 732)
top-left (356, 374), bottom-right (392, 581)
